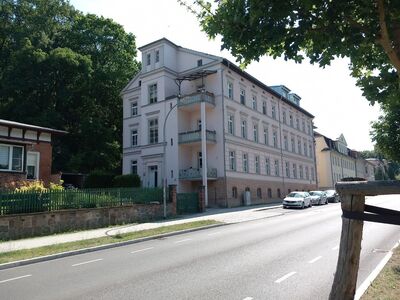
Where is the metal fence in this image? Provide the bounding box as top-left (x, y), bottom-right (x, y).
top-left (0, 187), bottom-right (166, 216)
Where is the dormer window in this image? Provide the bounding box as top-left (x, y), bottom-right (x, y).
top-left (155, 50), bottom-right (160, 63)
top-left (146, 53), bottom-right (151, 65)
top-left (197, 59), bottom-right (203, 67)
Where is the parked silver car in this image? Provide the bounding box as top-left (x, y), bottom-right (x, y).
top-left (309, 191), bottom-right (328, 205)
top-left (282, 191), bottom-right (312, 209)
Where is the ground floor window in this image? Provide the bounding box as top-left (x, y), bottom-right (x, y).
top-left (232, 186), bottom-right (237, 198)
top-left (267, 188), bottom-right (272, 198)
top-left (131, 160), bottom-right (137, 174)
top-left (0, 144), bottom-right (23, 172)
top-left (257, 188), bottom-right (262, 199)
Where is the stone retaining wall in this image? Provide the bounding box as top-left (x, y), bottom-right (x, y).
top-left (0, 202), bottom-right (176, 240)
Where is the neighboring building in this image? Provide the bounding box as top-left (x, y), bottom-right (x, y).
top-left (0, 119), bottom-right (66, 187)
top-left (121, 38), bottom-right (317, 207)
top-left (314, 132), bottom-right (375, 189)
top-left (366, 158), bottom-right (387, 179)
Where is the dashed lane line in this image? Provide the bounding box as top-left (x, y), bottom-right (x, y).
top-left (0, 274), bottom-right (32, 284)
top-left (308, 256), bottom-right (323, 264)
top-left (275, 271), bottom-right (297, 283)
top-left (72, 258), bottom-right (103, 267)
top-left (131, 247), bottom-right (154, 254)
top-left (174, 238), bottom-right (192, 244)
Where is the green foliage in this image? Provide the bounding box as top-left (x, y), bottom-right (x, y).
top-left (184, 0), bottom-right (400, 161)
top-left (113, 174), bottom-right (141, 188)
top-left (84, 171), bottom-right (114, 188)
top-left (0, 0), bottom-right (139, 173)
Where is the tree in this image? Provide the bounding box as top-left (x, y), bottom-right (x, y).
top-left (181, 0), bottom-right (400, 161)
top-left (0, 0), bottom-right (139, 173)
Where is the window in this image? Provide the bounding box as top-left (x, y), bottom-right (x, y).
top-left (0, 145), bottom-right (23, 172)
top-left (307, 122), bottom-right (311, 135)
top-left (265, 157), bottom-right (271, 175)
top-left (304, 142), bottom-right (307, 156)
top-left (131, 129), bottom-right (138, 147)
top-left (227, 82), bottom-right (233, 99)
top-left (229, 151), bottom-right (236, 171)
top-left (274, 159), bottom-right (279, 176)
top-left (297, 139), bottom-right (302, 154)
top-left (146, 53), bottom-right (151, 65)
top-left (311, 167), bottom-right (315, 181)
top-left (267, 188), bottom-right (272, 198)
top-left (284, 135), bottom-right (288, 151)
top-left (232, 187), bottom-right (238, 198)
top-left (305, 166), bottom-right (309, 180)
top-left (291, 137), bottom-right (295, 152)
top-left (171, 138), bottom-right (173, 146)
top-left (283, 111), bottom-right (287, 124)
top-left (309, 144), bottom-right (313, 157)
top-left (255, 155), bottom-right (260, 174)
top-left (243, 153), bottom-right (248, 172)
top-left (148, 119), bottom-right (158, 144)
top-left (228, 114), bottom-right (234, 134)
top-left (277, 188), bottom-right (281, 198)
top-left (289, 114), bottom-right (293, 127)
top-left (131, 101), bottom-right (138, 116)
top-left (285, 161), bottom-right (290, 178)
top-left (262, 101), bottom-right (267, 115)
top-left (273, 131), bottom-right (278, 148)
top-left (257, 188), bottom-right (262, 199)
top-left (198, 152), bottom-right (202, 169)
top-left (197, 59), bottom-right (202, 66)
top-left (299, 165), bottom-right (304, 179)
top-left (296, 118), bottom-right (300, 129)
top-left (252, 95), bottom-right (257, 110)
top-left (240, 89), bottom-right (246, 105)
top-left (171, 170), bottom-right (174, 178)
top-left (302, 120), bottom-right (305, 132)
top-left (241, 120), bottom-right (247, 139)
top-left (131, 160), bottom-right (137, 174)
top-left (148, 83), bottom-right (157, 103)
top-left (263, 127), bottom-right (269, 145)
top-left (271, 105), bottom-right (276, 119)
top-left (293, 163), bottom-right (297, 179)
top-left (253, 124), bottom-right (258, 142)
top-left (155, 50), bottom-right (160, 63)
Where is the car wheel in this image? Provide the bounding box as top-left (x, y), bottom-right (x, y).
top-left (318, 199), bottom-right (321, 205)
top-left (325, 199), bottom-right (328, 205)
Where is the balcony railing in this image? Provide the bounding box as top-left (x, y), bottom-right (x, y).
top-left (178, 92), bottom-right (215, 107)
top-left (178, 129), bottom-right (216, 144)
top-left (179, 168), bottom-right (217, 180)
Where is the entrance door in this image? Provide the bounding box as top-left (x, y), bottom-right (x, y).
top-left (27, 152), bottom-right (39, 180)
top-left (148, 165), bottom-right (158, 187)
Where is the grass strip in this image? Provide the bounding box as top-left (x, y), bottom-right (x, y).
top-left (0, 220), bottom-right (221, 264)
top-left (361, 246), bottom-right (400, 300)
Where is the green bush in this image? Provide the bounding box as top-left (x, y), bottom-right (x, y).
top-left (113, 174), bottom-right (141, 188)
top-left (84, 171), bottom-right (115, 188)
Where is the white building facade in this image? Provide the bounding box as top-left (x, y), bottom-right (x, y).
top-left (122, 38), bottom-right (317, 207)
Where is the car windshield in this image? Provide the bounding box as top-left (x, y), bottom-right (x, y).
top-left (287, 192), bottom-right (303, 198)
top-left (325, 190), bottom-right (335, 196)
top-left (309, 191), bottom-right (321, 196)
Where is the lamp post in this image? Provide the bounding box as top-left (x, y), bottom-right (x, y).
top-left (162, 99), bottom-right (178, 219)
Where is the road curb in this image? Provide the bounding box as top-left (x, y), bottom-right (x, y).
top-left (0, 223), bottom-right (227, 270)
top-left (354, 239), bottom-right (400, 300)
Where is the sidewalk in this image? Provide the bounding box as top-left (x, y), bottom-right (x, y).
top-left (0, 202), bottom-right (282, 253)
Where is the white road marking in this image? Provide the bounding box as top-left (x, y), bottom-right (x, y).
top-left (72, 258), bottom-right (103, 267)
top-left (275, 271), bottom-right (297, 283)
top-left (0, 274), bottom-right (32, 284)
top-left (332, 245), bottom-right (339, 250)
top-left (207, 232), bottom-right (221, 236)
top-left (242, 297), bottom-right (253, 300)
top-left (308, 256), bottom-right (322, 264)
top-left (174, 238), bottom-right (192, 244)
top-left (131, 247), bottom-right (154, 254)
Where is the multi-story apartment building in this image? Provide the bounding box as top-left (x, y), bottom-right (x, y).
top-left (315, 132), bottom-right (375, 189)
top-left (121, 38), bottom-right (317, 207)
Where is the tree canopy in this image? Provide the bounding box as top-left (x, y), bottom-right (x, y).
top-left (181, 0), bottom-right (400, 161)
top-left (0, 0), bottom-right (139, 173)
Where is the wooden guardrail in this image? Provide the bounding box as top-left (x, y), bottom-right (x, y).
top-left (329, 180), bottom-right (400, 300)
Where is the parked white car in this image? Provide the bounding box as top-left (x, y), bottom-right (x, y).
top-left (309, 191), bottom-right (328, 205)
top-left (282, 191), bottom-right (312, 209)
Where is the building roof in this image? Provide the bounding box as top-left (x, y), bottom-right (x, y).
top-left (0, 119), bottom-right (67, 135)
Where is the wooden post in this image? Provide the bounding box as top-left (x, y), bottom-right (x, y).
top-left (329, 193), bottom-right (365, 300)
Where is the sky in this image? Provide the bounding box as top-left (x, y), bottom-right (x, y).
top-left (70, 0), bottom-right (381, 151)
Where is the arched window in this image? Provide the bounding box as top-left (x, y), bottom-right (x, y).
top-left (267, 188), bottom-right (272, 198)
top-left (232, 187), bottom-right (237, 198)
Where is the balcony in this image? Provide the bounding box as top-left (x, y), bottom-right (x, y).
top-left (178, 129), bottom-right (216, 145)
top-left (178, 92), bottom-right (215, 110)
top-left (179, 168), bottom-right (217, 180)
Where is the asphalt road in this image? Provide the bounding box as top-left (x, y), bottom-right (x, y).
top-left (1, 195), bottom-right (399, 300)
